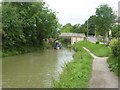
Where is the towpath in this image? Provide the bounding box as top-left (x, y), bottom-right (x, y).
top-left (83, 47), bottom-right (118, 88)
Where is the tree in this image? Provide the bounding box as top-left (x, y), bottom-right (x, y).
top-left (87, 15), bottom-right (96, 35)
top-left (2, 3), bottom-right (25, 51)
top-left (72, 24), bottom-right (81, 33)
top-left (11, 2), bottom-right (59, 45)
top-left (60, 23), bottom-right (73, 33)
top-left (111, 24), bottom-right (120, 38)
top-left (77, 21), bottom-right (88, 36)
top-left (95, 4), bottom-right (116, 41)
top-left (2, 2), bottom-right (59, 53)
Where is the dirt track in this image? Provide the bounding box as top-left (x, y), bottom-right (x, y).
top-left (83, 47), bottom-right (118, 88)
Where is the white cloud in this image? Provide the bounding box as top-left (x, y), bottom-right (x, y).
top-left (44, 0), bottom-right (119, 25)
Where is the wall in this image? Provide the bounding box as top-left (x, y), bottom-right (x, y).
top-left (71, 37), bottom-right (84, 44)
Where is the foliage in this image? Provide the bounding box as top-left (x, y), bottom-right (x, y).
top-left (79, 24), bottom-right (87, 35)
top-left (2, 3), bottom-right (25, 51)
top-left (95, 4), bottom-right (116, 37)
top-left (110, 38), bottom-right (120, 57)
top-left (87, 15), bottom-right (96, 35)
top-left (110, 38), bottom-right (118, 48)
top-left (2, 2), bottom-right (59, 55)
top-left (72, 24), bottom-right (81, 33)
top-left (43, 39), bottom-right (52, 49)
top-left (78, 15), bottom-right (97, 36)
top-left (96, 41), bottom-right (99, 44)
top-left (107, 55), bottom-right (119, 77)
top-left (60, 23), bottom-right (73, 33)
top-left (54, 47), bottom-right (93, 88)
top-left (111, 24), bottom-right (120, 38)
top-left (59, 38), bottom-right (71, 47)
top-left (60, 23), bottom-right (87, 34)
top-left (72, 23), bottom-right (87, 35)
top-left (108, 38), bottom-right (120, 76)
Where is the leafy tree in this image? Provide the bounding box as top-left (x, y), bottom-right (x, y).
top-left (79, 22), bottom-right (88, 36)
top-left (2, 2), bottom-right (59, 53)
top-left (87, 15), bottom-right (96, 35)
top-left (72, 24), bottom-right (81, 33)
top-left (111, 24), bottom-right (120, 38)
top-left (95, 4), bottom-right (116, 40)
top-left (61, 23), bottom-right (73, 33)
top-left (2, 3), bottom-right (25, 51)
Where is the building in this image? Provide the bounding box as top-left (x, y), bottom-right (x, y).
top-left (118, 1), bottom-right (120, 23)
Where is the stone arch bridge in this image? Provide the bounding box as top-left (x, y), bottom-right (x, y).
top-left (59, 33), bottom-right (86, 44)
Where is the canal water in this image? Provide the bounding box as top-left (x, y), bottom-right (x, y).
top-left (2, 48), bottom-right (74, 88)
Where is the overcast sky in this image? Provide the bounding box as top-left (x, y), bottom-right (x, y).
top-left (44, 0), bottom-right (119, 25)
top-left (1, 0), bottom-right (119, 25)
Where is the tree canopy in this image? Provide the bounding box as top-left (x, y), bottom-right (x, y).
top-left (2, 2), bottom-right (59, 52)
top-left (95, 4), bottom-right (116, 37)
top-left (60, 23), bottom-right (87, 34)
top-left (60, 23), bottom-right (73, 33)
top-left (87, 15), bottom-right (96, 35)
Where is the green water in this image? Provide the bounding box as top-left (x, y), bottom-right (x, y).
top-left (2, 48), bottom-right (74, 88)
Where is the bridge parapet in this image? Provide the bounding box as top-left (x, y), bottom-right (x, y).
top-left (59, 33), bottom-right (85, 37)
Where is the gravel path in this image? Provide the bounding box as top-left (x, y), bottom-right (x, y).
top-left (83, 47), bottom-right (118, 88)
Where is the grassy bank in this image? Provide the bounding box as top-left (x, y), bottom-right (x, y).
top-left (54, 45), bottom-right (93, 88)
top-left (54, 40), bottom-right (111, 88)
top-left (107, 55), bottom-right (120, 77)
top-left (76, 40), bottom-right (110, 57)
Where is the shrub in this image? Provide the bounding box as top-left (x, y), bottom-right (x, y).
top-left (110, 38), bottom-right (120, 57)
top-left (107, 55), bottom-right (120, 77)
top-left (44, 42), bottom-right (52, 49)
top-left (110, 38), bottom-right (118, 48)
top-left (96, 41), bottom-right (99, 44)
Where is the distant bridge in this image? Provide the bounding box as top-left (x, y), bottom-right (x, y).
top-left (59, 33), bottom-right (86, 44)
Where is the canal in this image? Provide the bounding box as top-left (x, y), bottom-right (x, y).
top-left (2, 48), bottom-right (74, 88)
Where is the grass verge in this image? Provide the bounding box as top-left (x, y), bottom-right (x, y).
top-left (75, 40), bottom-right (110, 57)
top-left (54, 46), bottom-right (93, 88)
top-left (107, 55), bottom-right (120, 77)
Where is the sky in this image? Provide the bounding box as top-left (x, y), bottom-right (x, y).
top-left (44, 0), bottom-right (119, 25)
top-left (0, 0), bottom-right (119, 25)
